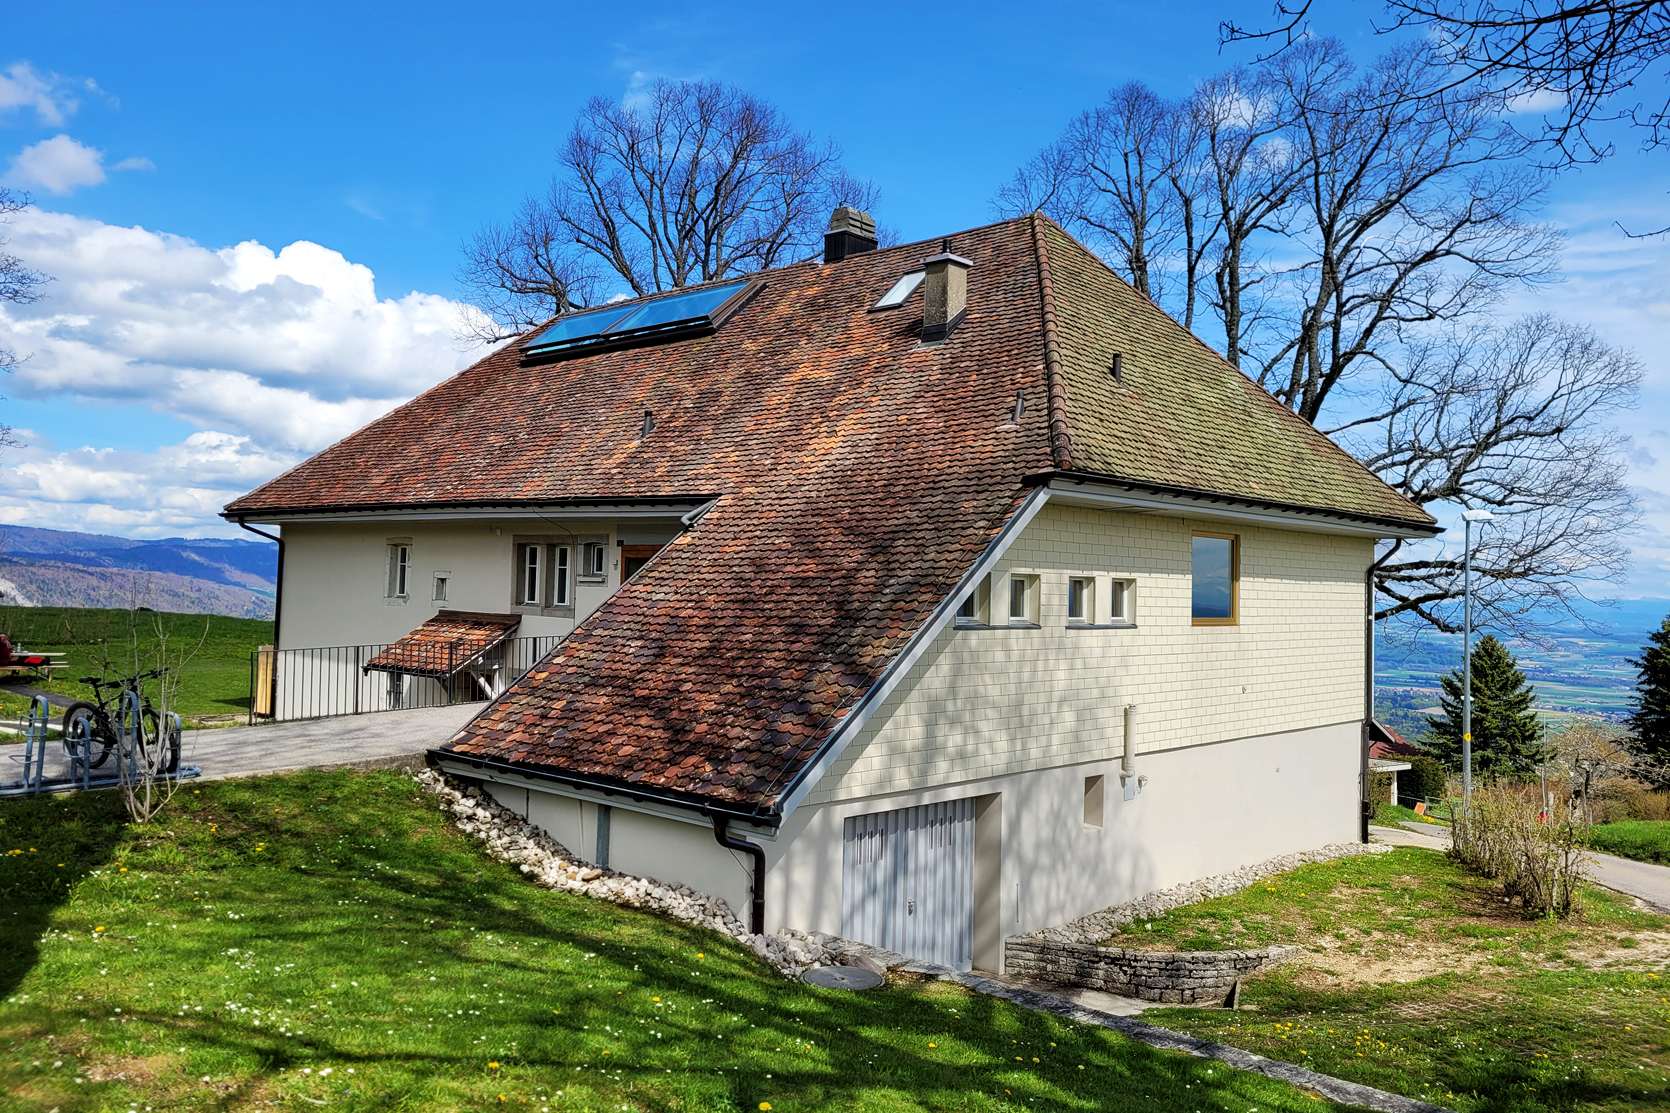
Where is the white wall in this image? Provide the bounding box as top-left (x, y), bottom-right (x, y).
top-left (771, 720), bottom-right (1358, 948)
top-left (277, 517), bottom-right (681, 649)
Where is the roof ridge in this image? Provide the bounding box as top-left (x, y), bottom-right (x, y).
top-left (1030, 213), bottom-right (1074, 470)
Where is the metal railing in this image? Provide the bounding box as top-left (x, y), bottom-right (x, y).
top-left (248, 635), bottom-right (560, 723)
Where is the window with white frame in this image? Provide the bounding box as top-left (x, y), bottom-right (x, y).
top-left (955, 578), bottom-right (990, 626)
top-left (1067, 576), bottom-right (1093, 624)
top-left (1110, 578), bottom-right (1134, 624)
top-left (553, 545), bottom-right (571, 605)
top-left (1007, 573), bottom-right (1039, 625)
top-left (386, 543), bottom-right (411, 599)
top-left (518, 543), bottom-right (543, 605)
top-left (581, 541), bottom-right (608, 580)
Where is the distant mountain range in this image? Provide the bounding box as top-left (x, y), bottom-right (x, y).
top-left (0, 524), bottom-right (277, 619)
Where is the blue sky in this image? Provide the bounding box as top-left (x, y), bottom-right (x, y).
top-left (3, 0), bottom-right (1668, 597)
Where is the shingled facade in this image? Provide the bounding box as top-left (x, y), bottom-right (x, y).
top-left (226, 213), bottom-right (1436, 970)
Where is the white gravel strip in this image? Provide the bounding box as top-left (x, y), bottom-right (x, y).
top-left (413, 769), bottom-right (837, 978)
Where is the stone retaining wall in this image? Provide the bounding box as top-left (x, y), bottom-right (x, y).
top-left (1004, 938), bottom-right (1300, 1004)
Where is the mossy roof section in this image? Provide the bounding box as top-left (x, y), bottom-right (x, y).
top-left (1040, 220), bottom-right (1434, 526)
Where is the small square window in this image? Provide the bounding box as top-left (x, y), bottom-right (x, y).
top-left (1006, 574), bottom-right (1039, 625)
top-left (1110, 578), bottom-right (1134, 624)
top-left (580, 542), bottom-right (608, 580)
top-left (432, 574), bottom-right (449, 602)
top-left (1067, 577), bottom-right (1093, 624)
top-left (1084, 775), bottom-right (1105, 828)
top-left (1192, 533), bottom-right (1239, 625)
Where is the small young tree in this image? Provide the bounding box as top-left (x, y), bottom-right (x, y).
top-left (1424, 633), bottom-right (1544, 778)
top-left (1628, 613), bottom-right (1670, 758)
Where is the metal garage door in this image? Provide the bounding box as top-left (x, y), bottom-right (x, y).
top-left (841, 799), bottom-right (975, 970)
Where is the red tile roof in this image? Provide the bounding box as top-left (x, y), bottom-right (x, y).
top-left (1369, 720), bottom-right (1423, 759)
top-left (226, 214), bottom-right (1435, 815)
top-left (363, 611), bottom-right (522, 679)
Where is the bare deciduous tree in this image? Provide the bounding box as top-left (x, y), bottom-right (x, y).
top-left (459, 80), bottom-right (878, 343)
top-left (1, 187), bottom-right (48, 451)
top-left (1345, 315), bottom-right (1641, 632)
top-left (997, 39), bottom-right (1637, 637)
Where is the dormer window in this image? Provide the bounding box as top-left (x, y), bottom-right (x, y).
top-left (873, 270), bottom-right (924, 310)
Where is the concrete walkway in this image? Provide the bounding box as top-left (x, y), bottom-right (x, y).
top-left (1371, 821), bottom-right (1670, 913)
top-left (180, 702), bottom-right (485, 782)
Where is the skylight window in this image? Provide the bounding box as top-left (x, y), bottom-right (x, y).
top-left (523, 279), bottom-right (754, 360)
top-left (874, 270), bottom-right (924, 309)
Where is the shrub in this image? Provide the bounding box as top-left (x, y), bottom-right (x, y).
top-left (1403, 754), bottom-right (1449, 804)
top-left (1371, 770), bottom-right (1395, 803)
top-left (1449, 782), bottom-right (1589, 918)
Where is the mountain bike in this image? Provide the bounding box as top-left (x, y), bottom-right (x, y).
top-left (61, 668), bottom-right (182, 775)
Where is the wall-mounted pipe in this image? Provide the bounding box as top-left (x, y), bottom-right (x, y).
top-left (1121, 704), bottom-right (1141, 799)
top-left (713, 816), bottom-right (765, 934)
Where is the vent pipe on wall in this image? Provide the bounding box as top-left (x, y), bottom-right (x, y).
top-left (921, 242), bottom-right (972, 342)
top-left (1121, 703), bottom-right (1144, 800)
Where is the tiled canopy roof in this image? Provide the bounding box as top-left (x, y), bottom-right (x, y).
top-left (363, 611), bottom-right (522, 679)
top-left (225, 215), bottom-right (1434, 814)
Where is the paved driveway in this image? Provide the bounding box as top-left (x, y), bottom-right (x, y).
top-left (1371, 821), bottom-right (1670, 913)
top-left (181, 702), bottom-right (485, 782)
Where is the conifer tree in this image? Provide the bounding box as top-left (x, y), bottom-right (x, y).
top-left (1628, 615), bottom-right (1670, 759)
top-left (1424, 634), bottom-right (1543, 779)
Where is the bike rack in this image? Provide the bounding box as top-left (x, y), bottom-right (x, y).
top-left (0, 694), bottom-right (202, 798)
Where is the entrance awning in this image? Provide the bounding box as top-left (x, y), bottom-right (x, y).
top-left (363, 611), bottom-right (522, 679)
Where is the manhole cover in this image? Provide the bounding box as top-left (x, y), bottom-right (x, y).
top-left (802, 965), bottom-right (884, 990)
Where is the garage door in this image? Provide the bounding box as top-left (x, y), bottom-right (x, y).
top-left (841, 799), bottom-right (975, 970)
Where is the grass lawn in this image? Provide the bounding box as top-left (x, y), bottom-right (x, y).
top-left (1112, 848), bottom-right (1670, 1112)
top-left (1372, 803), bottom-right (1449, 830)
top-left (0, 606), bottom-right (272, 722)
top-left (0, 770), bottom-right (1350, 1113)
top-left (1591, 823), bottom-right (1670, 866)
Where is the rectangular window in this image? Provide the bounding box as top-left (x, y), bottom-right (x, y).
top-left (1191, 533), bottom-right (1238, 625)
top-left (1067, 577), bottom-right (1092, 624)
top-left (1006, 574), bottom-right (1038, 625)
top-left (553, 545), bottom-right (571, 605)
top-left (1110, 579), bottom-right (1132, 623)
top-left (432, 574), bottom-right (449, 602)
top-left (955, 579), bottom-right (989, 626)
top-left (520, 544), bottom-right (543, 606)
top-left (386, 544), bottom-right (411, 598)
top-left (1084, 775), bottom-right (1105, 828)
top-left (580, 542), bottom-right (608, 580)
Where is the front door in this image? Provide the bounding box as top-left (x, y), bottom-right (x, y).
top-left (841, 799), bottom-right (975, 969)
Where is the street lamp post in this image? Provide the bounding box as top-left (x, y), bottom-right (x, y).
top-left (1460, 508), bottom-right (1495, 800)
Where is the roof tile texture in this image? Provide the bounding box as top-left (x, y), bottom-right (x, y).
top-left (362, 610), bottom-right (522, 678)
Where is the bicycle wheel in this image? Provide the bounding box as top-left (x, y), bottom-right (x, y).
top-left (139, 708), bottom-right (181, 775)
top-left (61, 703), bottom-right (116, 770)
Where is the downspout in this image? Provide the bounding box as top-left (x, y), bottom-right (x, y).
top-left (1361, 565), bottom-right (1375, 843)
top-left (713, 816), bottom-right (765, 934)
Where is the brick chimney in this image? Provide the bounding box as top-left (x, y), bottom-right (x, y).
top-left (824, 206), bottom-right (878, 263)
top-left (921, 243), bottom-right (972, 342)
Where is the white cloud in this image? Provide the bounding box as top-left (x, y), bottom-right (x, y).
top-left (0, 209), bottom-right (487, 535)
top-left (0, 62), bottom-right (91, 128)
top-left (0, 431), bottom-right (300, 537)
top-left (3, 135), bottom-right (150, 195)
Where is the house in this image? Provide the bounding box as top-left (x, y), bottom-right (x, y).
top-left (224, 209), bottom-right (1438, 971)
top-left (1369, 720), bottom-right (1422, 807)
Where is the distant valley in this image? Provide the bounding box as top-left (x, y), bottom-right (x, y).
top-left (0, 524), bottom-right (277, 619)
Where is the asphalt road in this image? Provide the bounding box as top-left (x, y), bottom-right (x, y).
top-left (1372, 820), bottom-right (1670, 914)
top-left (180, 701), bottom-right (484, 781)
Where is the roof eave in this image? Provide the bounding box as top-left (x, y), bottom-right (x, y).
top-left (224, 495), bottom-right (722, 524)
top-left (1026, 470), bottom-right (1440, 539)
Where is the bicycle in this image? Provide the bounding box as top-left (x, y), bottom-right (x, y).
top-left (61, 668), bottom-right (182, 776)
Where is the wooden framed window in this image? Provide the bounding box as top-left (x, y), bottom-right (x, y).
top-left (552, 545), bottom-right (571, 605)
top-left (385, 542), bottom-right (411, 599)
top-left (519, 543), bottom-right (543, 606)
top-left (1191, 532), bottom-right (1239, 625)
top-left (621, 543), bottom-right (662, 581)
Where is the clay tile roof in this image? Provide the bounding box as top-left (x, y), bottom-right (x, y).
top-left (1369, 720), bottom-right (1423, 759)
top-left (363, 611), bottom-right (522, 679)
top-left (225, 214), bottom-right (1434, 815)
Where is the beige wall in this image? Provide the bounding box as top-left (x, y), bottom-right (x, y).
top-left (278, 517), bottom-right (682, 649)
top-left (806, 504), bottom-right (1371, 806)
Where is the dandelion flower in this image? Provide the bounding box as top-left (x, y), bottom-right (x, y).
top-left (489, 1062), bottom-right (500, 1069)
top-left (759, 1104), bottom-right (771, 1111)
top-left (928, 1043), bottom-right (936, 1048)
